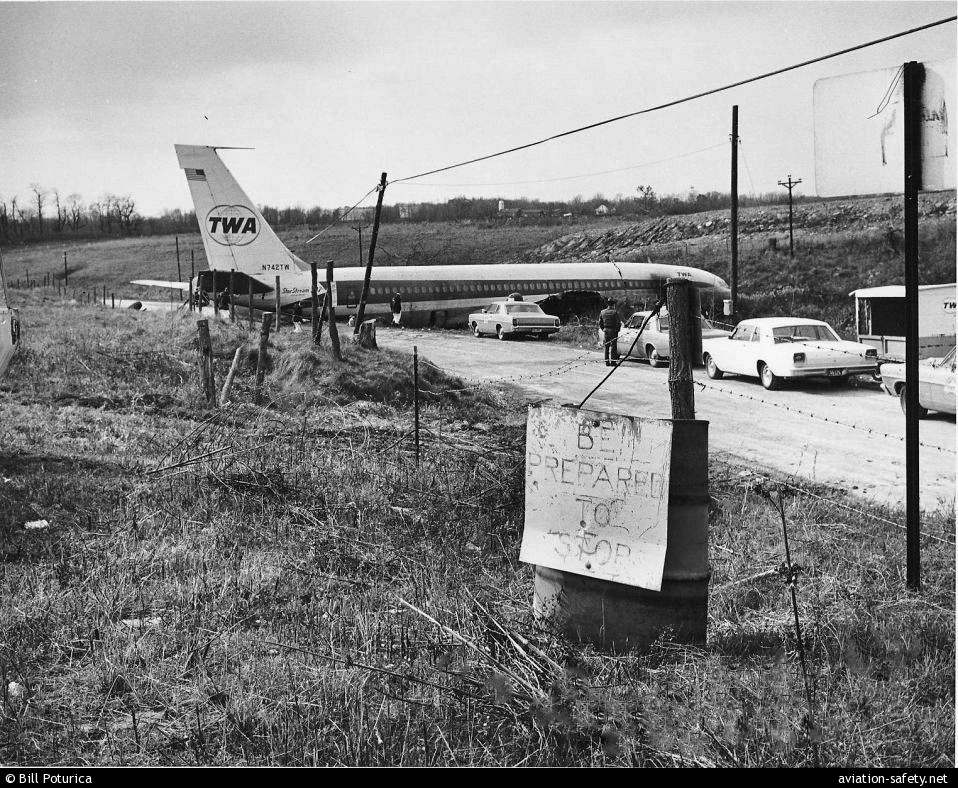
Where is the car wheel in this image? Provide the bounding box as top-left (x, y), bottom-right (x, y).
top-left (704, 354), bottom-right (724, 380)
top-left (472, 322), bottom-right (481, 337)
top-left (496, 326), bottom-right (507, 341)
top-left (647, 345), bottom-right (665, 368)
top-left (759, 362), bottom-right (781, 391)
top-left (899, 386), bottom-right (928, 418)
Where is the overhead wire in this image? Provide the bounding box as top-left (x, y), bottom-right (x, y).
top-left (393, 142), bottom-right (727, 188)
top-left (388, 16), bottom-right (957, 187)
top-left (304, 184), bottom-right (380, 245)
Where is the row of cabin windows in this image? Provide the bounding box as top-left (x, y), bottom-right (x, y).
top-left (364, 280), bottom-right (640, 297)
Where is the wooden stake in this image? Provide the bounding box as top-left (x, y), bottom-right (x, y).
top-left (325, 260), bottom-right (341, 361)
top-left (219, 346), bottom-right (244, 406)
top-left (274, 275), bottom-right (281, 333)
top-left (229, 270), bottom-right (236, 323)
top-left (311, 262), bottom-right (320, 344)
top-left (196, 319), bottom-right (217, 406)
top-left (665, 278), bottom-right (695, 420)
top-left (248, 279), bottom-right (254, 332)
top-left (414, 345), bottom-right (420, 466)
top-left (255, 313), bottom-right (274, 405)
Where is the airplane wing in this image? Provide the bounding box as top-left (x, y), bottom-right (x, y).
top-left (131, 279), bottom-right (191, 291)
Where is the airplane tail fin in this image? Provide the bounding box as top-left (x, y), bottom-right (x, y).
top-left (174, 145), bottom-right (308, 279)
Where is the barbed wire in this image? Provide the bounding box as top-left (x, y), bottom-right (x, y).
top-left (692, 376), bottom-right (955, 454)
top-left (412, 335), bottom-right (954, 454)
top-left (731, 466), bottom-right (955, 546)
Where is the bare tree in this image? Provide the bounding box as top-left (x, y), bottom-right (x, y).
top-left (10, 197), bottom-right (22, 239)
top-left (0, 200), bottom-right (8, 242)
top-left (52, 188), bottom-right (65, 232)
top-left (30, 183), bottom-right (45, 237)
top-left (67, 194), bottom-right (84, 232)
top-left (116, 195), bottom-right (137, 233)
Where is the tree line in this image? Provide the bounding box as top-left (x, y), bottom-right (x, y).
top-left (0, 182), bottom-right (804, 245)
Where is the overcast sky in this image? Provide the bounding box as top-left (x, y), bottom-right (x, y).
top-left (1, 1), bottom-right (954, 216)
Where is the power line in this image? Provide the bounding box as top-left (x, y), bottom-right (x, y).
top-left (304, 184), bottom-right (380, 245)
top-left (389, 16), bottom-right (956, 186)
top-left (392, 142), bottom-right (727, 188)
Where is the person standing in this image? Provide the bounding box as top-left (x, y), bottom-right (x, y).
top-left (599, 298), bottom-right (621, 366)
top-left (390, 292), bottom-right (403, 327)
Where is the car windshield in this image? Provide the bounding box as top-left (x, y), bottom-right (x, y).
top-left (700, 317), bottom-right (717, 330)
top-left (772, 324), bottom-right (839, 343)
top-left (505, 303), bottom-right (544, 314)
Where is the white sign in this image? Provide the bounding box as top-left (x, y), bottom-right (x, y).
top-left (814, 59), bottom-right (955, 197)
top-left (519, 404), bottom-right (673, 591)
top-left (329, 282), bottom-right (338, 307)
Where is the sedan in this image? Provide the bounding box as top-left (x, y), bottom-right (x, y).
top-left (879, 346), bottom-right (956, 417)
top-left (702, 317), bottom-right (879, 390)
top-left (616, 310), bottom-right (730, 367)
top-left (469, 300), bottom-right (561, 340)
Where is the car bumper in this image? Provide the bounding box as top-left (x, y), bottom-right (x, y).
top-left (786, 364), bottom-right (878, 378)
top-left (508, 326), bottom-right (560, 336)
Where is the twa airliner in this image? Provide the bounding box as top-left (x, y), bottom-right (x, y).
top-left (134, 145), bottom-right (730, 327)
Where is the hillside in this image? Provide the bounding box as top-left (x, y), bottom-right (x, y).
top-left (519, 192), bottom-right (956, 264)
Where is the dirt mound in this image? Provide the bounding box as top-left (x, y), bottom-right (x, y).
top-left (521, 193), bottom-right (956, 264)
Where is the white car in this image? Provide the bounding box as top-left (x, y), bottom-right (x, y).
top-left (701, 317), bottom-right (879, 390)
top-left (616, 310), bottom-right (730, 367)
top-left (469, 300), bottom-right (560, 340)
top-left (879, 346), bottom-right (956, 417)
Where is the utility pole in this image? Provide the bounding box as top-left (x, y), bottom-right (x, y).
top-left (354, 172), bottom-right (387, 333)
top-left (730, 105), bottom-right (739, 318)
top-left (777, 175), bottom-right (802, 257)
top-left (903, 60), bottom-right (924, 591)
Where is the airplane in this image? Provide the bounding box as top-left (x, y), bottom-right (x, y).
top-left (133, 144), bottom-right (731, 327)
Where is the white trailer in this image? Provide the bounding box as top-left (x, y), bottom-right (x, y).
top-left (849, 283), bottom-right (956, 360)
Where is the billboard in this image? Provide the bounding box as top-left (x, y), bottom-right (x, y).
top-left (814, 59), bottom-right (955, 197)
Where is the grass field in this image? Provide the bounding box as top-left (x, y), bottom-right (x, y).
top-left (0, 291), bottom-right (952, 766)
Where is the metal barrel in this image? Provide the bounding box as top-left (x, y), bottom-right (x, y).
top-left (533, 419), bottom-right (709, 652)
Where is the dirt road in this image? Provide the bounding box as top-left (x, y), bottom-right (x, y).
top-left (377, 328), bottom-right (956, 512)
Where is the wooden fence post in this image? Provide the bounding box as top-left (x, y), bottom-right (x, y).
top-left (274, 275), bottom-right (281, 333)
top-left (229, 270), bottom-right (236, 323)
top-left (358, 319), bottom-right (378, 349)
top-left (219, 346), bottom-right (244, 406)
top-left (196, 319), bottom-right (217, 406)
top-left (255, 313), bottom-right (274, 405)
top-left (63, 252), bottom-right (68, 286)
top-left (325, 260), bottom-right (341, 361)
top-left (311, 262), bottom-right (321, 345)
top-left (665, 278), bottom-right (695, 420)
top-left (248, 279), bottom-right (254, 332)
top-left (413, 345), bottom-right (420, 466)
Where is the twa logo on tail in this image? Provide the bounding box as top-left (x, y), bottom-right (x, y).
top-left (205, 205), bottom-right (259, 246)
